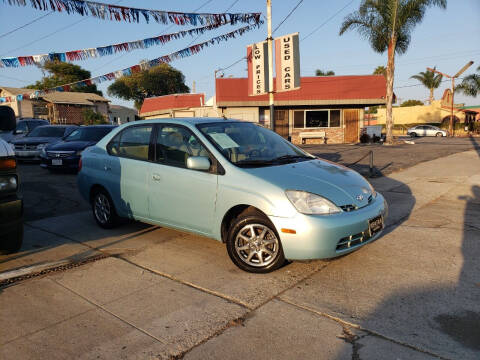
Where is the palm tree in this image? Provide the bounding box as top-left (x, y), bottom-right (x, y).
top-left (340, 0), bottom-right (447, 144)
top-left (315, 69), bottom-right (335, 76)
top-left (373, 65), bottom-right (387, 77)
top-left (455, 66), bottom-right (480, 97)
top-left (410, 68), bottom-right (443, 104)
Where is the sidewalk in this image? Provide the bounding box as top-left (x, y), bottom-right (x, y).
top-left (1, 149), bottom-right (479, 359)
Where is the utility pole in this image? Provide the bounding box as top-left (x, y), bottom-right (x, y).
top-left (267, 0), bottom-right (275, 131)
top-left (427, 61), bottom-right (473, 137)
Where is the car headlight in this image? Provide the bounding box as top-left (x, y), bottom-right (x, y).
top-left (285, 190), bottom-right (341, 215)
top-left (37, 143), bottom-right (47, 149)
top-left (366, 181), bottom-right (377, 198)
top-left (0, 175), bottom-right (17, 192)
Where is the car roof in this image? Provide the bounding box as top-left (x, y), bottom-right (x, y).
top-left (18, 118), bottom-right (48, 122)
top-left (80, 125), bottom-right (117, 128)
top-left (131, 117), bottom-right (242, 126)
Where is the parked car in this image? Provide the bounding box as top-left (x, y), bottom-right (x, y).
top-left (407, 125), bottom-right (447, 137)
top-left (0, 118), bottom-right (49, 143)
top-left (77, 118), bottom-right (387, 273)
top-left (11, 125), bottom-right (78, 161)
top-left (40, 125), bottom-right (116, 171)
top-left (0, 106), bottom-right (23, 254)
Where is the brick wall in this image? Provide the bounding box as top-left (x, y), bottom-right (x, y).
top-left (291, 127), bottom-right (344, 145)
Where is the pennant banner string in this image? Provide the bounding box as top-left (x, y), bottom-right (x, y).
top-left (0, 23), bottom-right (259, 102)
top-left (0, 20), bottom-right (246, 67)
top-left (3, 0), bottom-right (262, 26)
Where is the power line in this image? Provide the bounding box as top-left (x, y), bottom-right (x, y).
top-left (225, 0), bottom-right (240, 12)
top-left (301, 0), bottom-right (355, 41)
top-left (272, 0), bottom-right (303, 34)
top-left (0, 74), bottom-right (30, 84)
top-left (0, 11), bottom-right (53, 39)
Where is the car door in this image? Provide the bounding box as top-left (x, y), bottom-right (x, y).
top-left (147, 124), bottom-right (218, 235)
top-left (104, 125), bottom-right (154, 220)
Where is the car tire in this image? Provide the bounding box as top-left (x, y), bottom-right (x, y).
top-left (0, 222), bottom-right (23, 255)
top-left (410, 132), bottom-right (417, 137)
top-left (226, 208), bottom-right (285, 273)
top-left (91, 188), bottom-right (120, 229)
top-left (436, 132), bottom-right (443, 137)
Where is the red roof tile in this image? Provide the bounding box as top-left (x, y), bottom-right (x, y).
top-left (216, 76), bottom-right (387, 106)
top-left (140, 93), bottom-right (205, 115)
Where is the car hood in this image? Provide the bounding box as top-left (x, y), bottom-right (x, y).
top-left (244, 158), bottom-right (375, 208)
top-left (46, 140), bottom-right (96, 151)
top-left (12, 137), bottom-right (60, 145)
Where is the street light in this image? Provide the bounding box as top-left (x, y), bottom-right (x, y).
top-left (427, 61), bottom-right (474, 136)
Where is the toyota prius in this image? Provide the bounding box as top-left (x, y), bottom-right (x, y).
top-left (77, 118), bottom-right (387, 273)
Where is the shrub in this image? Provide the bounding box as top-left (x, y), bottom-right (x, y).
top-left (82, 108), bottom-right (108, 125)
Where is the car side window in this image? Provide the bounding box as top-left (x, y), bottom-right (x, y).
top-left (156, 125), bottom-right (209, 168)
top-left (110, 126), bottom-right (153, 161)
top-left (16, 122), bottom-right (28, 132)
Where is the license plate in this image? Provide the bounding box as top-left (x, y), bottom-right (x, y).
top-left (52, 159), bottom-right (63, 166)
top-left (369, 215), bottom-right (383, 236)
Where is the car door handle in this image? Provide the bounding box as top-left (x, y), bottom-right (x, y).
top-left (152, 173), bottom-right (161, 181)
top-left (104, 165), bottom-right (111, 171)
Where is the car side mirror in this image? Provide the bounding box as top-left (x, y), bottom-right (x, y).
top-left (14, 129), bottom-right (25, 135)
top-left (186, 156), bottom-right (211, 171)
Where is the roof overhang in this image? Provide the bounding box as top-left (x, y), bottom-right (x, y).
top-left (216, 98), bottom-right (387, 107)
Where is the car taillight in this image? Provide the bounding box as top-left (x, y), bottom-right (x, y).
top-left (78, 157), bottom-right (82, 171)
top-left (0, 158), bottom-right (16, 170)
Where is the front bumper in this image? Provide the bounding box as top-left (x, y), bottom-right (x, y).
top-left (0, 194), bottom-right (23, 242)
top-left (15, 149), bottom-right (42, 160)
top-left (269, 192), bottom-right (388, 260)
top-left (40, 155), bottom-right (80, 169)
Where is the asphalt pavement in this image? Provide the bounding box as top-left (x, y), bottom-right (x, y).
top-left (1, 140), bottom-right (479, 359)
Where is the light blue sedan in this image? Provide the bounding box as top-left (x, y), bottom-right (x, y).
top-left (77, 118), bottom-right (387, 273)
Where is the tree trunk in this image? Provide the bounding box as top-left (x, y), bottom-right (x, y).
top-left (385, 39), bottom-right (396, 144)
top-left (429, 88), bottom-right (434, 104)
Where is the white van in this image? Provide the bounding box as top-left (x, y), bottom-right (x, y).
top-left (0, 106), bottom-right (23, 254)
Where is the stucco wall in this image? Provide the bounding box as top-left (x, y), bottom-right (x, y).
top-left (375, 100), bottom-right (465, 124)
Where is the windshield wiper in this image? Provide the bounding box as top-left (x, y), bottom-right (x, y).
top-left (272, 154), bottom-right (314, 163)
top-left (235, 159), bottom-right (278, 167)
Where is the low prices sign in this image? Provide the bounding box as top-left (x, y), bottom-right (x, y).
top-left (247, 41), bottom-right (269, 96)
top-left (275, 32), bottom-right (300, 92)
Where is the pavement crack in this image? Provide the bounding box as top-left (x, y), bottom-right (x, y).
top-left (52, 278), bottom-right (167, 345)
top-left (337, 327), bottom-right (363, 360)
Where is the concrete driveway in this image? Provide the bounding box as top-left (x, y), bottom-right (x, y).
top-left (1, 145), bottom-right (479, 359)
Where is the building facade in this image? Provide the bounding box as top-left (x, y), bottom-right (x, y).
top-left (0, 87), bottom-right (110, 124)
top-left (139, 76), bottom-right (387, 144)
top-left (109, 105), bottom-right (137, 125)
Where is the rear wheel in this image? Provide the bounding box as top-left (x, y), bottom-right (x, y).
top-left (92, 189), bottom-right (119, 229)
top-left (226, 209), bottom-right (285, 273)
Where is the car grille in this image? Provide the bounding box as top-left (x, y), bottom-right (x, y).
top-left (47, 151), bottom-right (75, 158)
top-left (336, 231), bottom-right (369, 251)
top-left (15, 144), bottom-right (38, 150)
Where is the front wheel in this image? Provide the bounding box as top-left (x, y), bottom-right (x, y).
top-left (410, 132), bottom-right (417, 138)
top-left (92, 189), bottom-right (120, 229)
top-left (226, 210), bottom-right (285, 273)
top-left (436, 132), bottom-right (443, 137)
top-left (0, 222), bottom-right (23, 255)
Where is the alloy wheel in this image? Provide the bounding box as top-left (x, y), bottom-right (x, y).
top-left (94, 193), bottom-right (111, 224)
top-left (234, 224), bottom-right (279, 267)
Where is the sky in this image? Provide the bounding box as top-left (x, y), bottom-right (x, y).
top-left (0, 0), bottom-right (479, 109)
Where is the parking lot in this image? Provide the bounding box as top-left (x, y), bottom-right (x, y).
top-left (1, 136), bottom-right (479, 359)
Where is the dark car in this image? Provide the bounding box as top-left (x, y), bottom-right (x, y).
top-left (40, 125), bottom-right (116, 171)
top-left (11, 125), bottom-right (78, 161)
top-left (0, 106), bottom-right (23, 254)
top-left (0, 118), bottom-right (49, 143)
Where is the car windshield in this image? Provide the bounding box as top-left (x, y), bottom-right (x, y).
top-left (197, 122), bottom-right (314, 167)
top-left (65, 127), bottom-right (113, 142)
top-left (27, 126), bottom-right (65, 138)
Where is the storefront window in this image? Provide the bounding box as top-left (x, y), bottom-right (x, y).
top-left (306, 111), bottom-right (328, 128)
top-left (293, 109), bottom-right (342, 128)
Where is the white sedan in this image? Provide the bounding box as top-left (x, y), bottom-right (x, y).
top-left (407, 125), bottom-right (447, 137)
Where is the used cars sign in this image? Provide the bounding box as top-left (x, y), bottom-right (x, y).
top-left (275, 32), bottom-right (300, 92)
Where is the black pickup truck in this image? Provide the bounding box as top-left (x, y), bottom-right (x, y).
top-left (0, 106), bottom-right (23, 254)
